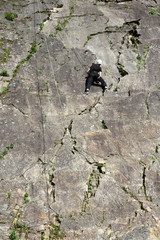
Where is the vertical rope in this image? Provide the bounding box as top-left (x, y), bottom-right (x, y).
top-left (34, 0), bottom-right (101, 238)
top-left (36, 0), bottom-right (64, 111)
top-left (33, 0), bottom-right (51, 221)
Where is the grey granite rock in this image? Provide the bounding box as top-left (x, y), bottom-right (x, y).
top-left (0, 0), bottom-right (160, 239)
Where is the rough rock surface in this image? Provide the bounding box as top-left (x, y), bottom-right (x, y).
top-left (0, 0), bottom-right (160, 239)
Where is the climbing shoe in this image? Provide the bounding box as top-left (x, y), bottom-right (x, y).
top-left (84, 91), bottom-right (89, 95)
top-left (103, 86), bottom-right (107, 92)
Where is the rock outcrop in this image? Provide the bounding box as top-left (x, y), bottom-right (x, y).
top-left (0, 0), bottom-right (160, 239)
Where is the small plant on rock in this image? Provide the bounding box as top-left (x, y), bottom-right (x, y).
top-left (9, 228), bottom-right (19, 240)
top-left (69, 1), bottom-right (75, 16)
top-left (49, 223), bottom-right (66, 239)
top-left (5, 12), bottom-right (18, 21)
top-left (9, 221), bottom-right (29, 240)
top-left (0, 86), bottom-right (8, 96)
top-left (0, 143), bottom-right (14, 159)
top-left (149, 8), bottom-right (158, 15)
top-left (137, 44), bottom-right (149, 72)
top-left (113, 86), bottom-right (119, 92)
top-left (40, 22), bottom-right (44, 31)
top-left (137, 55), bottom-right (142, 72)
top-left (26, 41), bottom-right (37, 61)
top-left (56, 19), bottom-right (68, 31)
top-left (117, 63), bottom-right (128, 77)
top-left (24, 192), bottom-right (29, 203)
top-left (0, 69), bottom-right (9, 76)
top-left (101, 120), bottom-right (108, 129)
top-left (84, 35), bottom-right (92, 47)
top-left (7, 192), bottom-right (11, 199)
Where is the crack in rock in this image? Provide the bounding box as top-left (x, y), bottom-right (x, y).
top-left (81, 169), bottom-right (101, 212)
top-left (11, 103), bottom-right (26, 115)
top-left (66, 119), bottom-right (78, 154)
top-left (78, 96), bottom-right (102, 115)
top-left (142, 167), bottom-right (152, 202)
top-left (81, 162), bottom-right (105, 212)
top-left (145, 93), bottom-right (150, 120)
top-left (121, 186), bottom-right (148, 213)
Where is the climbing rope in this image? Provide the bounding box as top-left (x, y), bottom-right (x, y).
top-left (35, 0), bottom-right (101, 239)
top-left (33, 0), bottom-right (46, 160)
top-left (33, 0), bottom-right (52, 222)
top-left (37, 0), bottom-right (64, 110)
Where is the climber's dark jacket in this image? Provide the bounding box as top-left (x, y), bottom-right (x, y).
top-left (86, 63), bottom-right (107, 91)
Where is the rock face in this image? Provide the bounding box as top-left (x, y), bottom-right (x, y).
top-left (0, 0), bottom-right (160, 239)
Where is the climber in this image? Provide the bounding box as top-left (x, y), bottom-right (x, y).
top-left (84, 59), bottom-right (107, 95)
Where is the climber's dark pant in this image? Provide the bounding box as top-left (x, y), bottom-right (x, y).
top-left (86, 74), bottom-right (107, 91)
